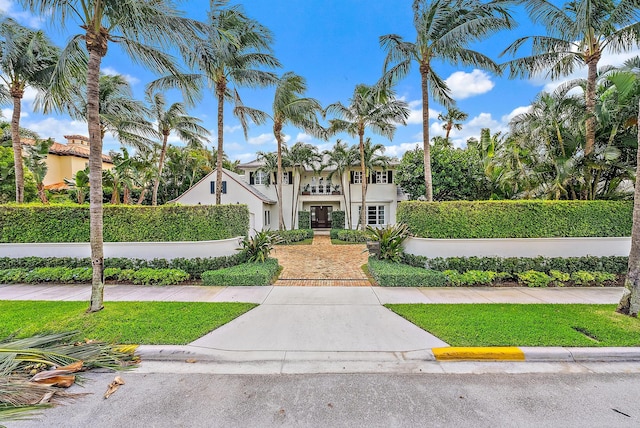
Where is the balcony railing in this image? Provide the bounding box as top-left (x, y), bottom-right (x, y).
top-left (301, 185), bottom-right (341, 195)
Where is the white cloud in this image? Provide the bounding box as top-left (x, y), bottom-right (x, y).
top-left (0, 1), bottom-right (44, 28)
top-left (1, 108), bottom-right (28, 119)
top-left (384, 142), bottom-right (423, 158)
top-left (102, 66), bottom-right (141, 86)
top-left (247, 133), bottom-right (274, 145)
top-left (501, 105), bottom-right (531, 124)
top-left (21, 116), bottom-right (120, 152)
top-left (445, 69), bottom-right (495, 100)
top-left (405, 99), bottom-right (440, 125)
top-left (224, 124), bottom-right (242, 133)
top-left (294, 132), bottom-right (314, 143)
top-left (234, 152), bottom-right (256, 163)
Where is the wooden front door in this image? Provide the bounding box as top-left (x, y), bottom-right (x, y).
top-left (311, 206), bottom-right (332, 228)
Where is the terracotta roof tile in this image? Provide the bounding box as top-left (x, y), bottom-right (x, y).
top-left (21, 139), bottom-right (113, 163)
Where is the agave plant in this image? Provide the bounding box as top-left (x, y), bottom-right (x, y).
top-left (365, 223), bottom-right (410, 263)
top-left (239, 230), bottom-right (283, 263)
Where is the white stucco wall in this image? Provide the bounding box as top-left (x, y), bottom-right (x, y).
top-left (403, 237), bottom-right (632, 258)
top-left (0, 237), bottom-right (243, 260)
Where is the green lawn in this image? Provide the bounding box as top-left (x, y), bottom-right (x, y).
top-left (386, 304), bottom-right (640, 347)
top-left (0, 301), bottom-right (256, 345)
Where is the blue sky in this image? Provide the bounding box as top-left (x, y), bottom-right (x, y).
top-left (2, 0), bottom-right (639, 163)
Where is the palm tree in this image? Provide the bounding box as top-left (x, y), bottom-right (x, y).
top-left (65, 165), bottom-right (90, 204)
top-left (285, 141), bottom-right (321, 228)
top-left (23, 138), bottom-right (53, 204)
top-left (380, 0), bottom-right (513, 201)
top-left (438, 107), bottom-right (468, 141)
top-left (261, 72), bottom-right (324, 230)
top-left (147, 92), bottom-right (210, 206)
top-left (324, 140), bottom-right (358, 229)
top-left (19, 0), bottom-right (200, 312)
top-left (0, 18), bottom-right (58, 203)
top-left (177, 0), bottom-right (280, 205)
top-left (327, 84), bottom-right (409, 230)
top-left (501, 0), bottom-right (640, 157)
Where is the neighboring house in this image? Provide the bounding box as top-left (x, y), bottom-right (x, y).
top-left (22, 135), bottom-right (113, 190)
top-left (173, 157), bottom-right (408, 231)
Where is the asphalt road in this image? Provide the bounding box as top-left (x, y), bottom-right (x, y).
top-left (7, 369), bottom-right (640, 427)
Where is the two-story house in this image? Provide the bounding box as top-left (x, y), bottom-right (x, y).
top-left (173, 157), bottom-right (407, 231)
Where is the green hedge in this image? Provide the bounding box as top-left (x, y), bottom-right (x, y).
top-left (402, 254), bottom-right (628, 275)
top-left (201, 259), bottom-right (280, 286)
top-left (397, 200), bottom-right (632, 238)
top-left (0, 253), bottom-right (248, 279)
top-left (368, 259), bottom-right (446, 287)
top-left (330, 229), bottom-right (368, 242)
top-left (274, 229), bottom-right (313, 244)
top-left (331, 211), bottom-right (345, 229)
top-left (0, 204), bottom-right (249, 243)
top-left (298, 211), bottom-right (310, 229)
top-left (0, 267), bottom-right (190, 285)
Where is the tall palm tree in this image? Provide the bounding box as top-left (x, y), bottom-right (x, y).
top-left (380, 0), bottom-right (513, 201)
top-left (262, 72), bottom-right (324, 230)
top-left (324, 140), bottom-right (358, 229)
top-left (327, 84), bottom-right (409, 230)
top-left (0, 18), bottom-right (58, 203)
top-left (501, 0), bottom-right (640, 157)
top-left (438, 107), bottom-right (468, 141)
top-left (176, 0), bottom-right (280, 205)
top-left (285, 141), bottom-right (321, 228)
top-left (147, 92), bottom-right (210, 206)
top-left (19, 0), bottom-right (200, 312)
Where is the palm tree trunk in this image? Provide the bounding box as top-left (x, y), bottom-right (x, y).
top-left (420, 63), bottom-right (433, 201)
top-left (341, 172), bottom-right (348, 229)
top-left (584, 57), bottom-right (599, 156)
top-left (617, 98), bottom-right (640, 317)
top-left (11, 92), bottom-right (24, 203)
top-left (36, 182), bottom-right (48, 204)
top-left (359, 128), bottom-right (367, 231)
top-left (137, 188), bottom-right (147, 205)
top-left (87, 47), bottom-right (106, 313)
top-left (215, 81), bottom-right (225, 205)
top-left (274, 122), bottom-right (285, 230)
top-left (152, 134), bottom-right (169, 206)
top-left (291, 168), bottom-right (297, 228)
top-left (347, 176), bottom-right (353, 229)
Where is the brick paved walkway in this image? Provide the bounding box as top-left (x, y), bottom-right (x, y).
top-left (272, 235), bottom-right (371, 286)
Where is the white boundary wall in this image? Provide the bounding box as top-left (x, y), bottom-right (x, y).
top-left (0, 237), bottom-right (243, 260)
top-left (403, 237), bottom-right (631, 258)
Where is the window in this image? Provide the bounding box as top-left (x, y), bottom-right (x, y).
top-left (351, 171), bottom-right (363, 184)
top-left (255, 171), bottom-right (269, 185)
top-left (374, 171), bottom-right (388, 184)
top-left (264, 210), bottom-right (271, 226)
top-left (281, 172), bottom-right (292, 185)
top-left (359, 205), bottom-right (385, 226)
top-left (210, 181), bottom-right (227, 194)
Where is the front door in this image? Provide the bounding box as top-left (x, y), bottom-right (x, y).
top-left (311, 206), bottom-right (332, 228)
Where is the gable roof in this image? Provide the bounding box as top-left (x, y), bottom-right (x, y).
top-left (238, 154), bottom-right (400, 172)
top-left (175, 167), bottom-right (276, 204)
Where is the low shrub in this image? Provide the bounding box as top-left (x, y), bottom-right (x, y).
top-left (240, 231), bottom-right (281, 262)
top-left (331, 211), bottom-right (345, 229)
top-left (368, 259), bottom-right (446, 287)
top-left (129, 268), bottom-right (190, 285)
top-left (443, 270), bottom-right (510, 286)
top-left (402, 254), bottom-right (627, 275)
top-left (201, 259), bottom-right (280, 286)
top-left (298, 211), bottom-right (311, 229)
top-left (23, 267), bottom-right (93, 284)
top-left (330, 229), bottom-right (368, 242)
top-left (517, 270), bottom-right (553, 287)
top-left (593, 271), bottom-right (617, 284)
top-left (550, 270), bottom-right (570, 286)
top-left (274, 229), bottom-right (313, 244)
top-left (0, 269), bottom-right (26, 283)
top-left (366, 224), bottom-right (410, 262)
top-left (0, 267), bottom-right (190, 285)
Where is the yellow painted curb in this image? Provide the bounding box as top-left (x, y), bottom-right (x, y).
top-left (432, 347), bottom-right (525, 361)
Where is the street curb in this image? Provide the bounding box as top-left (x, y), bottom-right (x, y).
top-left (433, 347), bottom-right (525, 361)
top-left (434, 347), bottom-right (640, 362)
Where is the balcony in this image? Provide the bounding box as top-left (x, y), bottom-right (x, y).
top-left (301, 184), bottom-right (342, 196)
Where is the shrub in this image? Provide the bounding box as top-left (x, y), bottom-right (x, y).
top-left (443, 269), bottom-right (506, 286)
top-left (240, 231), bottom-right (282, 262)
top-left (298, 211), bottom-right (311, 229)
top-left (402, 254), bottom-right (627, 275)
top-left (517, 270), bottom-right (552, 287)
top-left (365, 224), bottom-right (410, 262)
top-left (592, 271), bottom-right (617, 285)
top-left (398, 200), bottom-right (632, 238)
top-left (368, 259), bottom-right (446, 287)
top-left (571, 270), bottom-right (595, 285)
top-left (104, 268), bottom-right (122, 280)
top-left (201, 259), bottom-right (279, 286)
top-left (0, 269), bottom-right (26, 283)
top-left (331, 211), bottom-right (345, 229)
top-left (0, 204), bottom-right (249, 243)
top-left (274, 229), bottom-right (313, 244)
top-left (550, 270), bottom-right (570, 286)
top-left (129, 268), bottom-right (190, 285)
top-left (330, 229), bottom-right (368, 242)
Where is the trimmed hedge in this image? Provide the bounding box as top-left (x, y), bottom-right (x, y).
top-left (274, 229), bottom-right (313, 244)
top-left (368, 259), bottom-right (446, 287)
top-left (330, 229), bottom-right (368, 242)
top-left (331, 211), bottom-right (345, 229)
top-left (298, 211), bottom-right (311, 229)
top-left (0, 253), bottom-right (248, 279)
top-left (397, 200), bottom-right (632, 238)
top-left (0, 267), bottom-right (190, 285)
top-left (0, 204), bottom-right (249, 243)
top-left (402, 254), bottom-right (628, 275)
top-left (201, 259), bottom-right (280, 286)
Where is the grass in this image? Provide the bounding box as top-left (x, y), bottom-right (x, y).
top-left (331, 239), bottom-right (366, 245)
top-left (277, 238), bottom-right (313, 245)
top-left (386, 304), bottom-right (640, 347)
top-left (0, 301), bottom-right (256, 345)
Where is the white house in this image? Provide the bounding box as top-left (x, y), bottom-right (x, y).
top-left (173, 159), bottom-right (408, 231)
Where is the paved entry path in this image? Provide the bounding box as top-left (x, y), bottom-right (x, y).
top-left (272, 235), bottom-right (370, 286)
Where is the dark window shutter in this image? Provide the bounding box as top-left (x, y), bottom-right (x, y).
top-left (273, 173), bottom-right (277, 184)
top-left (350, 171), bottom-right (354, 184)
top-left (288, 172), bottom-right (293, 184)
top-left (388, 170), bottom-right (393, 183)
top-left (249, 172), bottom-right (255, 185)
top-left (222, 181), bottom-right (227, 194)
top-left (210, 181), bottom-right (215, 194)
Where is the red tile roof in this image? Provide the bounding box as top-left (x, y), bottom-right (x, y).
top-left (21, 139), bottom-right (113, 163)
